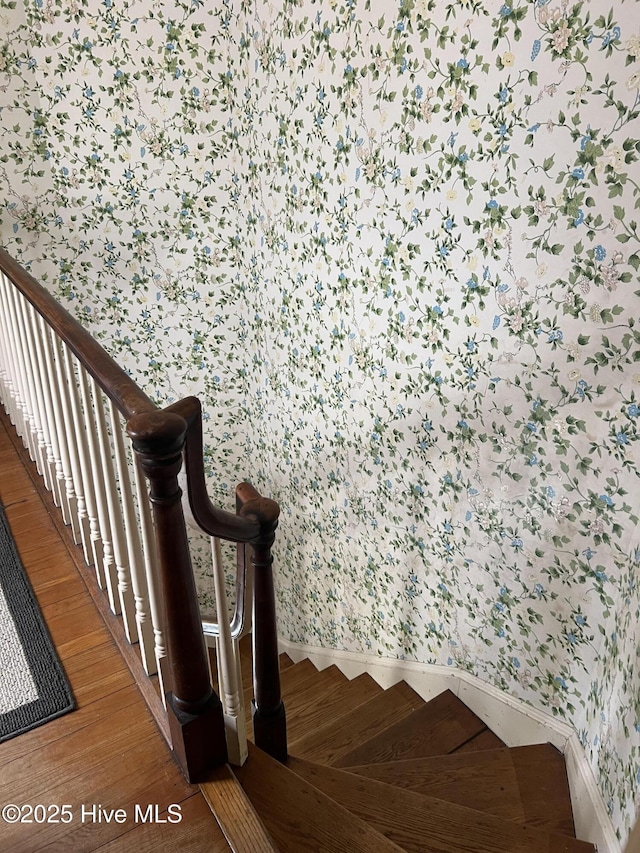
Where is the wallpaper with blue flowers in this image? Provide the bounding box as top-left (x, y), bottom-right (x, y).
top-left (1, 0), bottom-right (639, 839)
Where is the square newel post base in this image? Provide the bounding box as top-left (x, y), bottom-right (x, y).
top-left (252, 699), bottom-right (288, 763)
top-left (167, 691), bottom-right (228, 783)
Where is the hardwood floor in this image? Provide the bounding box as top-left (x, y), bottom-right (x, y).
top-left (0, 413), bottom-right (228, 853)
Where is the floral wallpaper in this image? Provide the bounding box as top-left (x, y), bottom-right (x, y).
top-left (1, 0), bottom-right (639, 841)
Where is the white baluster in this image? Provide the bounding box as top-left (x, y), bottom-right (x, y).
top-left (52, 336), bottom-right (97, 568)
top-left (13, 289), bottom-right (49, 480)
top-left (75, 362), bottom-right (119, 613)
top-left (0, 274), bottom-right (17, 423)
top-left (52, 336), bottom-right (94, 566)
top-left (211, 536), bottom-right (248, 765)
top-left (90, 379), bottom-right (134, 628)
top-left (132, 455), bottom-right (167, 699)
top-left (1, 277), bottom-right (33, 452)
top-left (38, 317), bottom-right (78, 534)
top-left (0, 274), bottom-right (21, 429)
top-left (107, 398), bottom-right (157, 671)
top-left (0, 260), bottom-right (230, 757)
top-left (22, 302), bottom-right (59, 503)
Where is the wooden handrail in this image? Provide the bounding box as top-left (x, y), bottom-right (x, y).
top-left (169, 396), bottom-right (287, 760)
top-left (0, 248), bottom-right (289, 771)
top-left (166, 396), bottom-right (266, 543)
top-left (0, 247), bottom-right (155, 418)
top-left (1, 249), bottom-right (227, 780)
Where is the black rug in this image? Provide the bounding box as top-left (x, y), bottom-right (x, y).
top-left (0, 504), bottom-right (74, 742)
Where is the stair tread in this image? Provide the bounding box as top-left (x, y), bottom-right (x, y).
top-left (279, 652), bottom-right (295, 671)
top-left (200, 764), bottom-right (279, 852)
top-left (276, 657), bottom-right (319, 692)
top-left (235, 743), bottom-right (406, 853)
top-left (286, 756), bottom-right (596, 853)
top-left (343, 743), bottom-right (576, 836)
top-left (454, 726), bottom-right (506, 752)
top-left (509, 743), bottom-right (576, 833)
top-left (333, 689), bottom-right (489, 767)
top-left (284, 671), bottom-right (383, 743)
top-left (245, 663), bottom-right (350, 733)
top-left (243, 658), bottom-right (319, 726)
top-left (281, 664), bottom-right (350, 714)
top-left (227, 645), bottom-right (591, 850)
top-left (289, 680), bottom-right (425, 764)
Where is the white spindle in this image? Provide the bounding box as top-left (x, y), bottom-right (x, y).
top-left (0, 273), bottom-right (18, 424)
top-left (211, 536), bottom-right (248, 765)
top-left (13, 289), bottom-right (49, 479)
top-left (132, 455), bottom-right (167, 697)
top-left (0, 274), bottom-right (20, 428)
top-left (48, 336), bottom-right (94, 566)
top-left (0, 259), bottom-right (240, 761)
top-left (51, 335), bottom-right (98, 569)
top-left (22, 301), bottom-right (60, 505)
top-left (90, 378), bottom-right (135, 630)
top-left (75, 362), bottom-right (119, 613)
top-left (107, 398), bottom-right (157, 671)
top-left (1, 278), bottom-right (33, 451)
top-left (38, 316), bottom-right (78, 534)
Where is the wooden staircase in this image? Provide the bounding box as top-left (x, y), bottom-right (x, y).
top-left (202, 642), bottom-right (597, 853)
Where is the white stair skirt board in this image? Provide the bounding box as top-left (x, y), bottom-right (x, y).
top-left (278, 637), bottom-right (620, 853)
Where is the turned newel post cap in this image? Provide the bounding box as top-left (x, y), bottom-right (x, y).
top-left (236, 481), bottom-right (280, 540)
top-left (126, 410), bottom-right (188, 456)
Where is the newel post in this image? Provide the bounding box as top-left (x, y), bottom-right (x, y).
top-left (236, 482), bottom-right (287, 762)
top-left (127, 410), bottom-right (227, 781)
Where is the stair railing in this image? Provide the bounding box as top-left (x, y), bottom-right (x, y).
top-left (167, 395), bottom-right (288, 763)
top-left (0, 247), bottom-right (287, 779)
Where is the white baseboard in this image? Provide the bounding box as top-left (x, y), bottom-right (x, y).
top-left (278, 637), bottom-right (620, 853)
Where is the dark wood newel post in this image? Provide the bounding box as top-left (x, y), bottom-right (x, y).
top-left (127, 410), bottom-right (227, 782)
top-left (236, 482), bottom-right (287, 762)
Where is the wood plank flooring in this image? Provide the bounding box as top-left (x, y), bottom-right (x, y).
top-left (0, 412), bottom-right (228, 852)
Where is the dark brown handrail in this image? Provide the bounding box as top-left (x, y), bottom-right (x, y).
top-left (1, 247), bottom-right (288, 771)
top-left (0, 247), bottom-right (155, 418)
top-left (169, 395), bottom-right (287, 761)
top-left (166, 396), bottom-right (265, 543)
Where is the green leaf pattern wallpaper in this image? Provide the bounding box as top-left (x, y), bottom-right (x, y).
top-left (1, 0), bottom-right (639, 840)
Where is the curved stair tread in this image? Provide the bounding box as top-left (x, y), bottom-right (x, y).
top-left (270, 657), bottom-right (318, 694)
top-left (283, 669), bottom-right (383, 743)
top-left (455, 727), bottom-right (505, 752)
top-left (333, 689), bottom-right (493, 767)
top-left (286, 756), bottom-right (596, 853)
top-left (342, 743), bottom-right (576, 837)
top-left (289, 680), bottom-right (425, 764)
top-left (235, 743), bottom-right (406, 853)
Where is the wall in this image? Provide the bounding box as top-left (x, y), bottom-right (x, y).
top-left (0, 0), bottom-right (639, 839)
